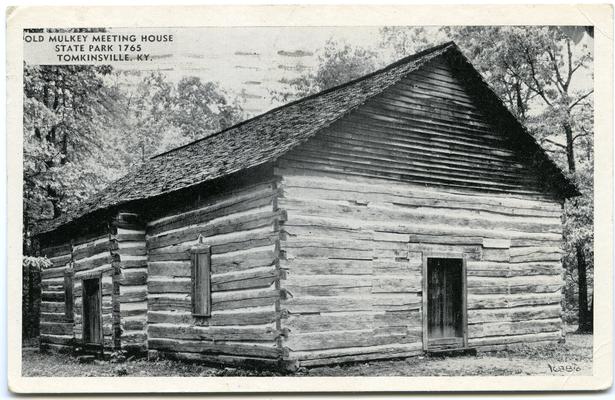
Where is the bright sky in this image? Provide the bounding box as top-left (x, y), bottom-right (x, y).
top-left (114, 26), bottom-right (388, 114)
top-left (117, 26), bottom-right (593, 116)
top-left (24, 26), bottom-right (593, 117)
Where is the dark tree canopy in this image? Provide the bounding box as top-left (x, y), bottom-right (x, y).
top-left (23, 66), bottom-right (244, 252)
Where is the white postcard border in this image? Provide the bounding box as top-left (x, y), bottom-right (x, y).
top-left (6, 4), bottom-right (613, 393)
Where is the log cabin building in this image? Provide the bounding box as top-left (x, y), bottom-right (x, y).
top-left (33, 42), bottom-right (578, 369)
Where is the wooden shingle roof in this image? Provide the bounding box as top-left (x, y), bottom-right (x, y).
top-left (35, 42), bottom-right (576, 235)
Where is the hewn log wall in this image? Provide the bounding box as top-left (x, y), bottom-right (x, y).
top-left (36, 54), bottom-right (567, 368)
top-left (39, 241), bottom-right (74, 351)
top-left (39, 223), bottom-right (118, 352)
top-left (276, 172), bottom-right (564, 366)
top-left (275, 57), bottom-right (564, 366)
top-left (39, 216), bottom-right (149, 355)
top-left (71, 229), bottom-right (116, 351)
top-left (114, 213), bottom-right (148, 354)
top-left (144, 179), bottom-right (287, 367)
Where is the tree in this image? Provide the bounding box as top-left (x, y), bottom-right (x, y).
top-left (454, 27), bottom-right (594, 333)
top-left (382, 26), bottom-right (595, 332)
top-left (380, 26), bottom-right (448, 58)
top-left (115, 73), bottom-right (245, 166)
top-left (23, 66), bottom-right (247, 253)
top-left (23, 64), bottom-right (127, 252)
top-left (119, 72), bottom-right (183, 165)
top-left (172, 77), bottom-right (245, 142)
top-left (270, 39), bottom-right (379, 102)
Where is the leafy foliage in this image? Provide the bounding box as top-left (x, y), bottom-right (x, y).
top-left (23, 26), bottom-right (594, 332)
top-left (270, 39), bottom-right (379, 102)
top-left (380, 26), bottom-right (448, 57)
top-left (23, 67), bottom-right (244, 251)
top-left (23, 256), bottom-right (52, 270)
top-left (172, 77), bottom-right (245, 142)
top-left (23, 65), bottom-right (126, 252)
top-left (118, 72), bottom-right (181, 165)
top-left (270, 26), bottom-right (593, 330)
top-left (378, 26), bottom-right (594, 330)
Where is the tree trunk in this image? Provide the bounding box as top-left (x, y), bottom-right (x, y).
top-left (46, 185), bottom-right (63, 219)
top-left (563, 120), bottom-right (592, 333)
top-left (576, 245), bottom-right (592, 333)
top-left (590, 294), bottom-right (594, 323)
top-left (564, 122), bottom-right (576, 173)
top-left (23, 204), bottom-right (30, 255)
top-left (514, 80), bottom-right (526, 121)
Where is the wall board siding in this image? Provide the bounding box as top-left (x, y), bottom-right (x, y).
top-left (39, 226), bottom-right (120, 352)
top-left (279, 58), bottom-right (559, 200)
top-left (145, 178), bottom-right (285, 364)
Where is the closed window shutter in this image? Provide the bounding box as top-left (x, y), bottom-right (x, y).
top-left (64, 268), bottom-right (74, 321)
top-left (190, 245), bottom-right (211, 317)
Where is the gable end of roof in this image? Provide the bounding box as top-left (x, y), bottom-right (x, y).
top-left (33, 41), bottom-right (577, 236)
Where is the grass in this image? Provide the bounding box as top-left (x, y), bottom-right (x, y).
top-left (21, 333), bottom-right (592, 377)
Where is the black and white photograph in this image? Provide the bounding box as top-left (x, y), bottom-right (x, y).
top-left (5, 4), bottom-right (613, 394)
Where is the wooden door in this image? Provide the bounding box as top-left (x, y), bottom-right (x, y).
top-left (426, 258), bottom-right (466, 349)
top-left (82, 278), bottom-right (102, 345)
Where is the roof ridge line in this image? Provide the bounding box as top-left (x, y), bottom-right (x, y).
top-left (33, 42), bottom-right (461, 235)
top-left (267, 44), bottom-right (456, 163)
top-left (151, 41), bottom-right (457, 160)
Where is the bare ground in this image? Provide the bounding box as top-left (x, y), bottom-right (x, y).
top-left (21, 333), bottom-right (592, 377)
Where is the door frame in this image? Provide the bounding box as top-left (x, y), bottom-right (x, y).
top-left (81, 275), bottom-right (104, 348)
top-left (421, 251), bottom-right (468, 351)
